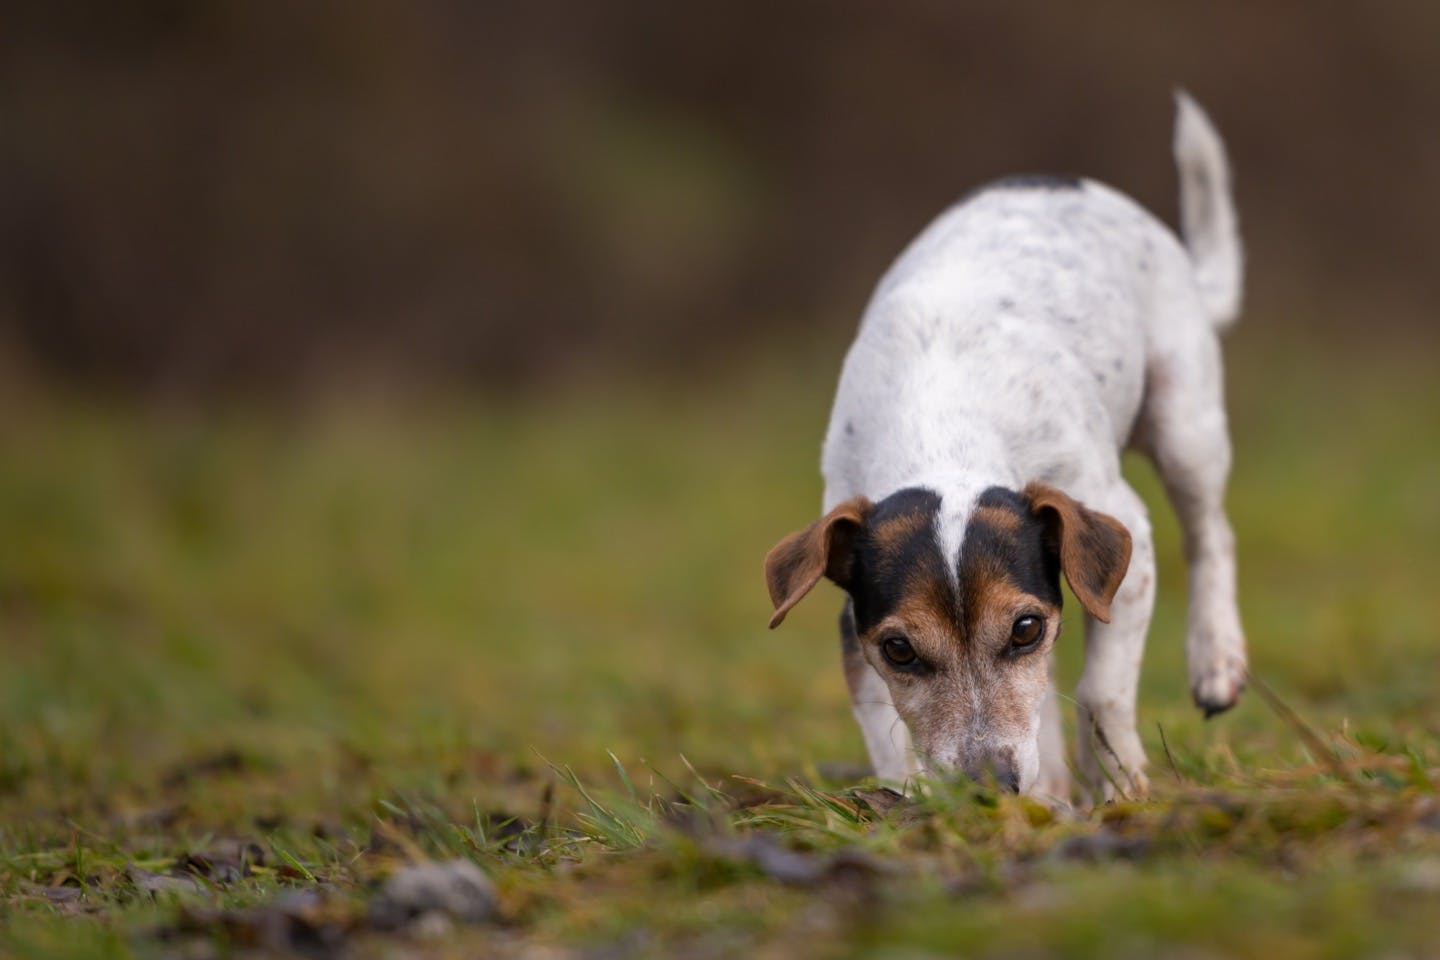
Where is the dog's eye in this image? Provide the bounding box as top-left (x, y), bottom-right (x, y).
top-left (1010, 615), bottom-right (1045, 652)
top-left (881, 636), bottom-right (918, 668)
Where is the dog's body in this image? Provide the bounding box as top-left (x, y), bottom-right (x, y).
top-left (765, 94), bottom-right (1246, 802)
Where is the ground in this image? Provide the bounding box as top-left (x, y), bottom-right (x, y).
top-left (1, 321), bottom-right (1438, 958)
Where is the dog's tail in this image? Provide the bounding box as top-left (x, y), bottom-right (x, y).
top-left (1173, 90), bottom-right (1243, 330)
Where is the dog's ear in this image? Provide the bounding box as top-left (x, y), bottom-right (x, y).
top-left (764, 497), bottom-right (871, 629)
top-left (1025, 482), bottom-right (1132, 623)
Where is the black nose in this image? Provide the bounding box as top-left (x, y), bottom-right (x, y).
top-left (963, 757), bottom-right (1020, 793)
top-left (992, 762), bottom-right (1020, 793)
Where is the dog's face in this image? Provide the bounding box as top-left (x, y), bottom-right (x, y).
top-left (765, 483), bottom-right (1131, 792)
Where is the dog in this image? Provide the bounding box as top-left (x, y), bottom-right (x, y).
top-left (763, 93), bottom-right (1246, 803)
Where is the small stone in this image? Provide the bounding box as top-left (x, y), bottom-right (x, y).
top-left (129, 866), bottom-right (206, 898)
top-left (369, 859), bottom-right (497, 929)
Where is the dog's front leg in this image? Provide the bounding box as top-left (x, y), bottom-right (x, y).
top-left (1034, 655), bottom-right (1071, 802)
top-left (1075, 486), bottom-right (1156, 803)
top-left (840, 601), bottom-right (917, 786)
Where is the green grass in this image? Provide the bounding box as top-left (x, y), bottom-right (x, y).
top-left (1, 323), bottom-right (1438, 957)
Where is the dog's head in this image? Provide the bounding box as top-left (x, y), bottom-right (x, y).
top-left (765, 483), bottom-right (1131, 792)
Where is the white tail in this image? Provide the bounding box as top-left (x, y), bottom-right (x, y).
top-left (1173, 90), bottom-right (1243, 330)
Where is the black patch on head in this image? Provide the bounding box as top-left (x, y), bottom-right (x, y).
top-left (959, 174), bottom-right (1083, 207)
top-left (846, 487), bottom-right (951, 632)
top-left (869, 487), bottom-right (941, 526)
top-left (959, 487), bottom-right (1063, 609)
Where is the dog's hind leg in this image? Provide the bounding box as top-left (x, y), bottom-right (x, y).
top-left (840, 600), bottom-right (917, 786)
top-left (1137, 326), bottom-right (1247, 717)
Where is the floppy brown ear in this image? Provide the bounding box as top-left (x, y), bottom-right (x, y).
top-left (1025, 482), bottom-right (1132, 623)
top-left (764, 497), bottom-right (871, 629)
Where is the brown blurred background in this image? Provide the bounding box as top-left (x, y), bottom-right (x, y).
top-left (1, 1), bottom-right (1436, 395)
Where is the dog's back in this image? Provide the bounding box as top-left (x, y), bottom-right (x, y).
top-left (822, 93), bottom-right (1240, 510)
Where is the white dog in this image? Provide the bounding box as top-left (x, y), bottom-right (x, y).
top-left (764, 93), bottom-right (1246, 803)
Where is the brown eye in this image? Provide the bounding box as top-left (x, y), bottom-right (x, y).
top-left (881, 636), bottom-right (918, 668)
top-left (1010, 615), bottom-right (1045, 651)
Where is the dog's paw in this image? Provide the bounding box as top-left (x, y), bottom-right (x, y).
top-left (1190, 653), bottom-right (1247, 717)
top-left (1079, 767), bottom-right (1149, 808)
top-left (1033, 766), bottom-right (1072, 806)
top-left (1077, 719), bottom-right (1149, 804)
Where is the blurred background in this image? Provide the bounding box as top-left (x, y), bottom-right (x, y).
top-left (0, 2), bottom-right (1437, 803)
top-left (1, 1), bottom-right (1437, 394)
top-left (3, 7), bottom-right (1440, 952)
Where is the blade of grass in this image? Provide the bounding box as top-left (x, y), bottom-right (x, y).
top-left (1247, 670), bottom-right (1355, 787)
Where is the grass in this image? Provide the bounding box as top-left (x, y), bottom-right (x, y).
top-left (1, 321), bottom-right (1438, 957)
